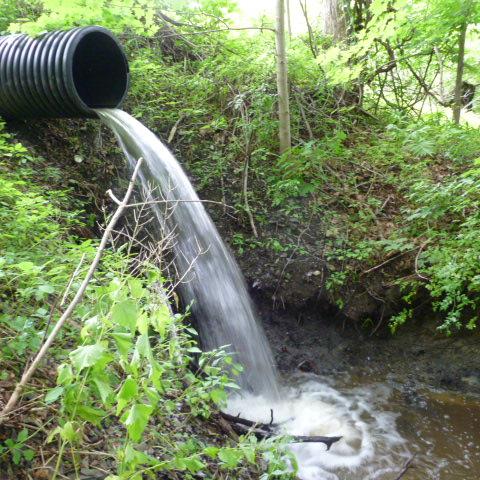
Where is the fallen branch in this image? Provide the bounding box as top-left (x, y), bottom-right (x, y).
top-left (290, 435), bottom-right (342, 449)
top-left (220, 411), bottom-right (277, 430)
top-left (394, 454), bottom-right (416, 480)
top-left (220, 411), bottom-right (341, 450)
top-left (0, 158), bottom-right (144, 423)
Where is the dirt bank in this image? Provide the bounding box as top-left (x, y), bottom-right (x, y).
top-left (252, 290), bottom-right (480, 399)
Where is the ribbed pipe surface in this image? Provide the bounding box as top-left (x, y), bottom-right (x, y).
top-left (0, 26), bottom-right (129, 118)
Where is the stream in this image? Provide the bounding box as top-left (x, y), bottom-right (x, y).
top-left (228, 371), bottom-right (480, 479)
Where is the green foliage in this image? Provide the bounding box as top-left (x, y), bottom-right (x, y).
top-left (0, 124), bottom-right (293, 478)
top-left (269, 132), bottom-right (348, 206)
top-left (0, 124), bottom-right (90, 363)
top-left (7, 0), bottom-right (159, 36)
top-left (392, 157), bottom-right (480, 332)
top-left (0, 429), bottom-right (35, 466)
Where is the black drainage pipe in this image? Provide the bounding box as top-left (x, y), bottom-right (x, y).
top-left (0, 26), bottom-right (129, 119)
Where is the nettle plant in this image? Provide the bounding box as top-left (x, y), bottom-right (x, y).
top-left (45, 266), bottom-right (295, 479)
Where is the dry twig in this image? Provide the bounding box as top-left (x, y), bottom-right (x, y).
top-left (0, 158), bottom-right (144, 423)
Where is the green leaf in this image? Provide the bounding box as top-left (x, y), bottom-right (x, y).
top-left (81, 315), bottom-right (100, 339)
top-left (134, 333), bottom-right (151, 359)
top-left (203, 446), bottom-right (219, 459)
top-left (111, 300), bottom-right (138, 331)
top-left (187, 346), bottom-right (202, 354)
top-left (17, 428), bottom-right (28, 443)
top-left (76, 405), bottom-right (106, 425)
top-left (210, 388), bottom-right (227, 405)
top-left (112, 332), bottom-right (133, 357)
top-left (70, 343), bottom-right (106, 371)
top-left (122, 403), bottom-right (153, 442)
top-left (23, 449), bottom-right (35, 461)
top-left (57, 363), bottom-right (73, 385)
top-left (60, 422), bottom-right (80, 443)
top-left (152, 304), bottom-right (171, 336)
top-left (218, 448), bottom-right (244, 468)
top-left (116, 377), bottom-right (138, 415)
top-left (184, 456), bottom-right (206, 473)
top-left (128, 278), bottom-right (146, 299)
top-left (240, 445), bottom-right (256, 464)
top-left (45, 386), bottom-right (64, 404)
top-left (93, 378), bottom-right (113, 405)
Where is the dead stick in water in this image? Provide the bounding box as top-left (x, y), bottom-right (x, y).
top-left (290, 435), bottom-right (342, 450)
top-left (219, 412), bottom-right (342, 450)
top-left (394, 454), bottom-right (416, 480)
top-left (220, 411), bottom-right (277, 429)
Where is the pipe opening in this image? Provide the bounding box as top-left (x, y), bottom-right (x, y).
top-left (72, 31), bottom-right (128, 108)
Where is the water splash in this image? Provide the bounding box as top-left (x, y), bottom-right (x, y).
top-left (227, 377), bottom-right (410, 480)
top-left (96, 108), bottom-right (279, 397)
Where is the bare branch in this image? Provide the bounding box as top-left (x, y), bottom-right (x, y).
top-left (0, 158), bottom-right (144, 423)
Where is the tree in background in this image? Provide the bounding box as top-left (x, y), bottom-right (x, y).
top-left (318, 0), bottom-right (480, 120)
top-left (452, 0), bottom-right (474, 123)
top-left (320, 0), bottom-right (347, 40)
top-left (275, 0), bottom-right (292, 154)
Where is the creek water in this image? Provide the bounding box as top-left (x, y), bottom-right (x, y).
top-left (98, 108), bottom-right (479, 479)
top-left (227, 374), bottom-right (480, 479)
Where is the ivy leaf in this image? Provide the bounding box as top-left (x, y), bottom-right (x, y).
top-left (122, 403), bottom-right (153, 442)
top-left (69, 343), bottom-right (106, 371)
top-left (111, 300), bottom-right (138, 331)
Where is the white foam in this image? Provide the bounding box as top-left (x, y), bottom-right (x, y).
top-left (226, 377), bottom-right (410, 479)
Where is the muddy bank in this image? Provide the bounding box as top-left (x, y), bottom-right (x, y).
top-left (252, 291), bottom-right (480, 398)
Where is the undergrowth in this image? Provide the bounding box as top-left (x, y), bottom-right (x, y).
top-left (127, 37), bottom-right (480, 334)
top-left (0, 123), bottom-right (295, 479)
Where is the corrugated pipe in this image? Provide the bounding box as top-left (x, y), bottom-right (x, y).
top-left (0, 26), bottom-right (129, 118)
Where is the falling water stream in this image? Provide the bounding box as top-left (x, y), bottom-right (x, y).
top-left (97, 108), bottom-right (279, 397)
top-left (98, 108), bottom-right (479, 480)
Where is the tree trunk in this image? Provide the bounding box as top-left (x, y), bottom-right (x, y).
top-left (321, 0), bottom-right (347, 41)
top-left (452, 21), bottom-right (467, 124)
top-left (275, 0), bottom-right (291, 154)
